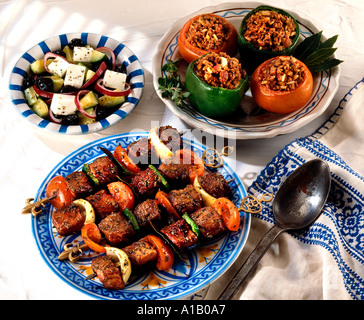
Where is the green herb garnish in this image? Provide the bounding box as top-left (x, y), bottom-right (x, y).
top-left (158, 59), bottom-right (190, 107)
top-left (294, 31), bottom-right (343, 72)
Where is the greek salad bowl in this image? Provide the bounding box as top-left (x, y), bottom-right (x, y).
top-left (9, 33), bottom-right (144, 135)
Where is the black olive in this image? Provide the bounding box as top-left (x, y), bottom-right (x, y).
top-left (60, 85), bottom-right (76, 93)
top-left (35, 77), bottom-right (53, 92)
top-left (114, 64), bottom-right (127, 74)
top-left (52, 49), bottom-right (66, 57)
top-left (62, 114), bottom-right (79, 125)
top-left (68, 38), bottom-right (85, 50)
top-left (96, 106), bottom-right (116, 121)
top-left (23, 73), bottom-right (34, 89)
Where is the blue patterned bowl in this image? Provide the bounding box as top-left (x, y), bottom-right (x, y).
top-left (32, 132), bottom-right (250, 300)
top-left (9, 33), bottom-right (144, 134)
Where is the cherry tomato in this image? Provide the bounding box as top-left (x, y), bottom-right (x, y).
top-left (155, 190), bottom-right (180, 220)
top-left (46, 176), bottom-right (75, 209)
top-left (213, 197), bottom-right (240, 231)
top-left (145, 235), bottom-right (174, 271)
top-left (250, 56), bottom-right (313, 114)
top-left (107, 181), bottom-right (135, 211)
top-left (81, 223), bottom-right (106, 253)
top-left (113, 145), bottom-right (141, 174)
top-left (178, 13), bottom-right (238, 64)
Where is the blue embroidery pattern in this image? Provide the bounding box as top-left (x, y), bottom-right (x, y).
top-left (248, 78), bottom-right (364, 300)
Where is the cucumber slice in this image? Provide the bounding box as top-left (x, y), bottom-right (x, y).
top-left (98, 94), bottom-right (125, 107)
top-left (77, 107), bottom-right (96, 125)
top-left (90, 50), bottom-right (106, 63)
top-left (79, 91), bottom-right (98, 109)
top-left (46, 75), bottom-right (64, 92)
top-left (32, 99), bottom-right (49, 118)
top-left (24, 87), bottom-right (38, 106)
top-left (30, 59), bottom-right (46, 74)
top-left (85, 69), bottom-right (95, 82)
top-left (62, 45), bottom-right (73, 63)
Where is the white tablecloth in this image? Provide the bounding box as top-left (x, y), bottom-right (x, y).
top-left (0, 0), bottom-right (363, 300)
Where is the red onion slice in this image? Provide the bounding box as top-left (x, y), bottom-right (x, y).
top-left (75, 90), bottom-right (97, 119)
top-left (94, 79), bottom-right (131, 97)
top-left (81, 61), bottom-right (107, 89)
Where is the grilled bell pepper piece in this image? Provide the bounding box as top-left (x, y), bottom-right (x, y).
top-left (238, 5), bottom-right (300, 72)
top-left (185, 55), bottom-right (249, 118)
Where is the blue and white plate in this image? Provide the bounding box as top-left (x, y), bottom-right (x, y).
top-left (32, 132), bottom-right (250, 300)
top-left (152, 2), bottom-right (340, 140)
top-left (9, 33), bottom-right (144, 135)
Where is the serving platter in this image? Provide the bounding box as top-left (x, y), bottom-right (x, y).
top-left (31, 132), bottom-right (250, 300)
top-left (9, 32), bottom-right (144, 135)
top-left (152, 2), bottom-right (340, 140)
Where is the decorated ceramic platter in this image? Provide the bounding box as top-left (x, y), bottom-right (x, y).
top-left (9, 33), bottom-right (144, 135)
top-left (31, 132), bottom-right (250, 300)
top-left (152, 2), bottom-right (340, 139)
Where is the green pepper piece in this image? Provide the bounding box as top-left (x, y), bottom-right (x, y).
top-left (182, 213), bottom-right (200, 238)
top-left (82, 163), bottom-right (99, 186)
top-left (148, 164), bottom-right (170, 191)
top-left (238, 5), bottom-right (300, 72)
top-left (185, 55), bottom-right (249, 118)
top-left (123, 208), bottom-right (140, 231)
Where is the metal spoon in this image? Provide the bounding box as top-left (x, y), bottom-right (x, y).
top-left (218, 158), bottom-right (331, 300)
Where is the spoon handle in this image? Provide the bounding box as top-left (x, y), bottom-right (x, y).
top-left (218, 224), bottom-right (285, 300)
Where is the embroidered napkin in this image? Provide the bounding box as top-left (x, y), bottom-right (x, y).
top-left (204, 77), bottom-right (364, 300)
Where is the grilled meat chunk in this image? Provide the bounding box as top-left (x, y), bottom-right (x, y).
top-left (160, 219), bottom-right (198, 250)
top-left (88, 156), bottom-right (118, 185)
top-left (133, 199), bottom-right (161, 229)
top-left (127, 137), bottom-right (158, 167)
top-left (52, 203), bottom-right (85, 236)
top-left (158, 162), bottom-right (190, 186)
top-left (199, 172), bottom-right (232, 199)
top-left (190, 207), bottom-right (226, 239)
top-left (65, 171), bottom-right (95, 199)
top-left (98, 212), bottom-right (136, 246)
top-left (168, 184), bottom-right (203, 216)
top-left (130, 167), bottom-right (160, 198)
top-left (91, 255), bottom-right (124, 290)
top-left (158, 125), bottom-right (183, 152)
top-left (86, 189), bottom-right (120, 220)
top-left (122, 237), bottom-right (158, 268)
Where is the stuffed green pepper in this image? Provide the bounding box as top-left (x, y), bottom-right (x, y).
top-left (185, 52), bottom-right (248, 118)
top-left (238, 5), bottom-right (300, 72)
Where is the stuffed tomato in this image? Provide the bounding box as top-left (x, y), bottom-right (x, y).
top-left (178, 13), bottom-right (238, 64)
top-left (250, 55), bottom-right (313, 114)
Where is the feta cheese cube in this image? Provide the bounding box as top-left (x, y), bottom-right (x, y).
top-left (47, 57), bottom-right (70, 78)
top-left (50, 93), bottom-right (77, 116)
top-left (64, 64), bottom-right (86, 89)
top-left (103, 70), bottom-right (127, 90)
top-left (73, 46), bottom-right (94, 62)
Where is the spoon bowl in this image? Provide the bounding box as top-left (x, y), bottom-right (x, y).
top-left (273, 159), bottom-right (331, 229)
top-left (218, 158), bottom-right (331, 300)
